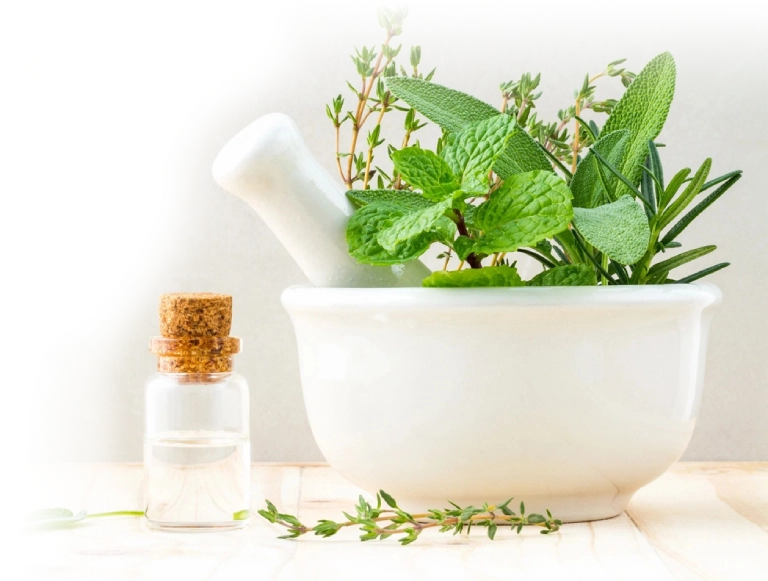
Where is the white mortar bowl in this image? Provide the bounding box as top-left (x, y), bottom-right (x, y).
top-left (282, 284), bottom-right (721, 522)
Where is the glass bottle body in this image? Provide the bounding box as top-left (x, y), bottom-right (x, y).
top-left (144, 371), bottom-right (250, 531)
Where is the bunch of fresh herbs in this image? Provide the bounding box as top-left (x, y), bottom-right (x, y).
top-left (333, 9), bottom-right (741, 287)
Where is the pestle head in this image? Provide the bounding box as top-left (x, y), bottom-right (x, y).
top-left (212, 113), bottom-right (298, 197)
top-left (211, 112), bottom-right (432, 288)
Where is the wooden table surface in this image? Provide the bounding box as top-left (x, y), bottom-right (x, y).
top-left (17, 462), bottom-right (768, 580)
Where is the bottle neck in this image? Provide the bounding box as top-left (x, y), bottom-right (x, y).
top-left (158, 371), bottom-right (234, 385)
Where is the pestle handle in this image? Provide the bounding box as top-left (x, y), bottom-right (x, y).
top-left (212, 113), bottom-right (430, 288)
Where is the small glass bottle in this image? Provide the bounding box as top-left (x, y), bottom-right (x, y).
top-left (144, 293), bottom-right (250, 531)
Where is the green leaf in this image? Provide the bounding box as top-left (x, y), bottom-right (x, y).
top-left (346, 203), bottom-right (435, 265)
top-left (391, 147), bottom-right (459, 201)
top-left (488, 522), bottom-right (498, 540)
top-left (453, 235), bottom-right (475, 261)
top-left (472, 171), bottom-right (573, 255)
top-left (660, 173), bottom-right (741, 244)
top-left (675, 262), bottom-right (730, 283)
top-left (536, 141), bottom-right (573, 178)
top-left (492, 130), bottom-right (554, 178)
top-left (384, 77), bottom-right (552, 177)
top-left (573, 195), bottom-right (650, 265)
top-left (647, 245), bottom-right (716, 278)
top-left (700, 170), bottom-right (742, 194)
top-left (648, 141), bottom-right (665, 196)
top-left (527, 514), bottom-right (547, 524)
top-left (657, 158), bottom-right (712, 230)
top-left (441, 115), bottom-right (517, 192)
top-left (19, 506), bottom-right (74, 522)
top-left (592, 149), bottom-right (653, 210)
top-left (346, 189), bottom-right (434, 212)
top-left (571, 130), bottom-right (630, 208)
top-left (660, 168), bottom-right (692, 209)
top-left (25, 508), bottom-right (87, 526)
top-left (422, 265), bottom-right (524, 287)
top-left (602, 52), bottom-right (676, 197)
top-left (526, 264), bottom-right (597, 286)
top-left (379, 490), bottom-right (398, 509)
top-left (377, 199), bottom-right (454, 252)
top-left (233, 509), bottom-right (250, 521)
top-left (385, 77), bottom-right (497, 133)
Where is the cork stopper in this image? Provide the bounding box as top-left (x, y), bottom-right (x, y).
top-left (150, 293), bottom-right (241, 373)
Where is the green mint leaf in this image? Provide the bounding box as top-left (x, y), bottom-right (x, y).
top-left (453, 235), bottom-right (475, 260)
top-left (441, 115), bottom-right (517, 193)
top-left (377, 199), bottom-right (454, 252)
top-left (422, 265), bottom-right (524, 287)
top-left (573, 195), bottom-right (650, 265)
top-left (346, 203), bottom-right (435, 265)
top-left (472, 171), bottom-right (573, 255)
top-left (384, 77), bottom-right (551, 178)
top-left (602, 52), bottom-right (676, 198)
top-left (25, 508), bottom-right (87, 526)
top-left (391, 147), bottom-right (459, 201)
top-left (526, 264), bottom-right (596, 286)
top-left (571, 130), bottom-right (630, 208)
top-left (346, 189), bottom-right (434, 212)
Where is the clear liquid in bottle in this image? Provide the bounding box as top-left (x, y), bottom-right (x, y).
top-left (144, 431), bottom-right (250, 531)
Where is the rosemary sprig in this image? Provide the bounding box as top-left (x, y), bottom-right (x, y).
top-left (258, 490), bottom-right (561, 545)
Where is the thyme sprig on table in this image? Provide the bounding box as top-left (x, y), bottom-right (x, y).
top-left (258, 490), bottom-right (561, 545)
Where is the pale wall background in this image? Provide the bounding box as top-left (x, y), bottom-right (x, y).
top-left (1, 0), bottom-right (766, 466)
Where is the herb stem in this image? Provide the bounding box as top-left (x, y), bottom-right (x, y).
top-left (346, 33), bottom-right (393, 187)
top-left (86, 511), bottom-right (144, 519)
top-left (363, 101), bottom-right (388, 189)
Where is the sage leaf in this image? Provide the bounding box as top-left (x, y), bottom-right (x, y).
top-left (573, 195), bottom-right (650, 265)
top-left (570, 130), bottom-right (630, 208)
top-left (346, 203), bottom-right (435, 265)
top-left (391, 147), bottom-right (459, 201)
top-left (422, 265), bottom-right (524, 287)
top-left (385, 77), bottom-right (497, 133)
top-left (377, 199), bottom-right (454, 252)
top-left (472, 171), bottom-right (573, 255)
top-left (526, 264), bottom-right (597, 286)
top-left (441, 115), bottom-right (518, 192)
top-left (385, 77), bottom-right (551, 177)
top-left (602, 52), bottom-right (676, 197)
top-left (346, 189), bottom-right (434, 212)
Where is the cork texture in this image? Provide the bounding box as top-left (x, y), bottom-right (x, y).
top-left (159, 293), bottom-right (232, 337)
top-left (151, 293), bottom-right (239, 373)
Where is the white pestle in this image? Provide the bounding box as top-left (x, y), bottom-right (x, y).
top-left (212, 113), bottom-right (431, 287)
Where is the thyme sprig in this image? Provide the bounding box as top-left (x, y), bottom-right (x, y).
top-left (258, 490), bottom-right (561, 545)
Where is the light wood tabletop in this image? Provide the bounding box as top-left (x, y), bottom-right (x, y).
top-left (17, 462), bottom-right (768, 580)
